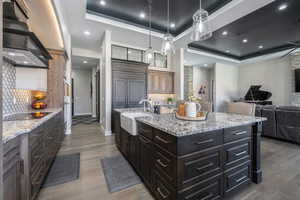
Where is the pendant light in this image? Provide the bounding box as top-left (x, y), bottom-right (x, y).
top-left (145, 0), bottom-right (154, 64)
top-left (191, 0), bottom-right (212, 42)
top-left (161, 0), bottom-right (175, 56)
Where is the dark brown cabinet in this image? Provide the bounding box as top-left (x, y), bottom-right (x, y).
top-left (3, 111), bottom-right (65, 200)
top-left (114, 116), bottom-right (256, 200)
top-left (3, 137), bottom-right (22, 200)
top-left (138, 135), bottom-right (153, 188)
top-left (148, 70), bottom-right (174, 94)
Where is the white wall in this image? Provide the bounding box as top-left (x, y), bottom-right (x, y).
top-left (238, 57), bottom-right (291, 106)
top-left (99, 30), bottom-right (112, 136)
top-left (215, 63), bottom-right (239, 112)
top-left (193, 67), bottom-right (214, 101)
top-left (172, 48), bottom-right (185, 100)
top-left (72, 69), bottom-right (92, 115)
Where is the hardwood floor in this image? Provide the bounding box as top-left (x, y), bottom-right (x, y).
top-left (37, 123), bottom-right (300, 200)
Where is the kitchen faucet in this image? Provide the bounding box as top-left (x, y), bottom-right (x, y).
top-left (139, 98), bottom-right (153, 112)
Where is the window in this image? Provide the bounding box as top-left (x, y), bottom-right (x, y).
top-left (112, 45), bottom-right (127, 60)
top-left (111, 45), bottom-right (167, 68)
top-left (128, 48), bottom-right (143, 62)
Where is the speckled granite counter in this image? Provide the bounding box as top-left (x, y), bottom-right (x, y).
top-left (136, 112), bottom-right (267, 137)
top-left (114, 107), bottom-right (144, 113)
top-left (3, 108), bottom-right (63, 143)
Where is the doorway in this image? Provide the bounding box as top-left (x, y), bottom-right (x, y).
top-left (96, 70), bottom-right (100, 122)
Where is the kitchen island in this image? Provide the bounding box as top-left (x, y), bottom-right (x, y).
top-left (113, 109), bottom-right (266, 200)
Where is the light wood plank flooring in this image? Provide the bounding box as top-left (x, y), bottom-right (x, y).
top-left (38, 123), bottom-right (300, 200)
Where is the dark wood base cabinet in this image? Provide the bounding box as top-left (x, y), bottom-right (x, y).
top-left (3, 111), bottom-right (65, 200)
top-left (114, 115), bottom-right (262, 200)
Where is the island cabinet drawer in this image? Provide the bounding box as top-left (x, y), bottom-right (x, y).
top-left (177, 130), bottom-right (223, 156)
top-left (152, 171), bottom-right (176, 200)
top-left (224, 161), bottom-right (251, 197)
top-left (178, 147), bottom-right (222, 187)
top-left (137, 122), bottom-right (153, 139)
top-left (177, 174), bottom-right (223, 200)
top-left (153, 145), bottom-right (177, 186)
top-left (30, 142), bottom-right (44, 172)
top-left (153, 129), bottom-right (177, 154)
top-left (224, 138), bottom-right (251, 170)
top-left (224, 125), bottom-right (251, 143)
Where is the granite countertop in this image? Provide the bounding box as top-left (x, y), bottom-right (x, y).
top-left (136, 112), bottom-right (267, 137)
top-left (3, 108), bottom-right (63, 143)
top-left (114, 107), bottom-right (145, 113)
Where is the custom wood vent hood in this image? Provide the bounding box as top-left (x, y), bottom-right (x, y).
top-left (3, 0), bottom-right (52, 68)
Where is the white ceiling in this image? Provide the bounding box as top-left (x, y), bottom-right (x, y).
top-left (55, 0), bottom-right (276, 66)
top-left (72, 55), bottom-right (99, 69)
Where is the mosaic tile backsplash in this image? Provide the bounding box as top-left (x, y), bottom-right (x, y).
top-left (3, 61), bottom-right (32, 116)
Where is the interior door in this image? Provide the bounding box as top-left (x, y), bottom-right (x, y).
top-left (71, 78), bottom-right (74, 116)
top-left (96, 71), bottom-right (100, 121)
top-left (128, 79), bottom-right (146, 107)
top-left (113, 78), bottom-right (128, 108)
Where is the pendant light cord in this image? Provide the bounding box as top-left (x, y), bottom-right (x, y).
top-left (148, 0), bottom-right (152, 48)
top-left (200, 0), bottom-right (202, 10)
top-left (167, 0), bottom-right (170, 34)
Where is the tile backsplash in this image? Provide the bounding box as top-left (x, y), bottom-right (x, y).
top-left (3, 61), bottom-right (32, 116)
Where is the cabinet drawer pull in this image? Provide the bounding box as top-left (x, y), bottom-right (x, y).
top-left (233, 131), bottom-right (247, 136)
top-left (235, 175), bottom-right (247, 183)
top-left (139, 136), bottom-right (150, 144)
top-left (201, 193), bottom-right (214, 200)
top-left (195, 139), bottom-right (214, 145)
top-left (157, 187), bottom-right (168, 199)
top-left (235, 151), bottom-right (247, 157)
top-left (155, 136), bottom-right (171, 144)
top-left (157, 159), bottom-right (168, 168)
top-left (196, 162), bottom-right (214, 171)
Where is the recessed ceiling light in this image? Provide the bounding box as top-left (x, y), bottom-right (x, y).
top-left (226, 50), bottom-right (230, 53)
top-left (204, 64), bottom-right (208, 67)
top-left (278, 3), bottom-right (288, 11)
top-left (259, 45), bottom-right (264, 49)
top-left (222, 31), bottom-right (228, 36)
top-left (84, 30), bottom-right (91, 36)
top-left (100, 0), bottom-right (106, 6)
top-left (139, 12), bottom-right (145, 19)
top-left (23, 61), bottom-right (29, 64)
top-left (243, 38), bottom-right (248, 43)
top-left (170, 23), bottom-right (175, 28)
top-left (83, 61), bottom-right (88, 64)
top-left (8, 52), bottom-right (16, 56)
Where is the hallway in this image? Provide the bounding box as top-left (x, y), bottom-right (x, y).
top-left (37, 123), bottom-right (153, 200)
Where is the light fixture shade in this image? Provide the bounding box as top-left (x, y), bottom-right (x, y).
top-left (145, 47), bottom-right (154, 64)
top-left (191, 9), bottom-right (212, 41)
top-left (161, 33), bottom-right (175, 56)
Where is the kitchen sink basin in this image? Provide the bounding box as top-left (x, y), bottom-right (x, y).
top-left (120, 112), bottom-right (152, 136)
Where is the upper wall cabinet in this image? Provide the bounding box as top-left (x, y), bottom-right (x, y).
top-left (148, 70), bottom-right (174, 94)
top-left (16, 67), bottom-right (47, 91)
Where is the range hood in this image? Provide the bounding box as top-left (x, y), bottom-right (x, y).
top-left (3, 0), bottom-right (52, 68)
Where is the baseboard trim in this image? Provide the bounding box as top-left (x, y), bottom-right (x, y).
top-left (100, 125), bottom-right (112, 136)
top-left (65, 128), bottom-right (72, 135)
